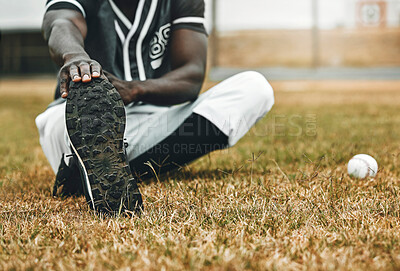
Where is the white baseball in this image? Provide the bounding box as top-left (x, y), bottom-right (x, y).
top-left (347, 154), bottom-right (378, 178)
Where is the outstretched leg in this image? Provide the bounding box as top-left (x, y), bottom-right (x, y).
top-left (66, 78), bottom-right (142, 215)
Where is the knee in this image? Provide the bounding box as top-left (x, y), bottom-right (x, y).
top-left (39, 113), bottom-right (66, 147)
top-left (240, 71), bottom-right (274, 107)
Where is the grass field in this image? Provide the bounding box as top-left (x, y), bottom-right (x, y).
top-left (1, 78), bottom-right (400, 270)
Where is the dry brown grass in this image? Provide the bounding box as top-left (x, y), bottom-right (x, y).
top-left (1, 78), bottom-right (400, 270)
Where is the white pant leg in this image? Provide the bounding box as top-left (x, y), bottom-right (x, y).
top-left (193, 71), bottom-right (275, 146)
top-left (35, 102), bottom-right (70, 173)
top-left (36, 71), bottom-right (274, 170)
top-left (124, 71), bottom-right (274, 160)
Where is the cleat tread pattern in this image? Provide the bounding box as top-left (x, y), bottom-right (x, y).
top-left (65, 78), bottom-right (142, 215)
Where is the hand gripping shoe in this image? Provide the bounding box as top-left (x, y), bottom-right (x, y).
top-left (65, 78), bottom-right (142, 215)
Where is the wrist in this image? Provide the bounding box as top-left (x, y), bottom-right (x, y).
top-left (130, 81), bottom-right (145, 102)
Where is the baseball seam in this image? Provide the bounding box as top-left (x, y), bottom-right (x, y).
top-left (351, 157), bottom-right (375, 177)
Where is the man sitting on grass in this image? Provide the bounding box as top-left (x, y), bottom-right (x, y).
top-left (36, 0), bottom-right (275, 215)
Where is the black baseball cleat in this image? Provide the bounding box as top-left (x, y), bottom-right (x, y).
top-left (65, 78), bottom-right (142, 216)
top-left (53, 154), bottom-right (84, 197)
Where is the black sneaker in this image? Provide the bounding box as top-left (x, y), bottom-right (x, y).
top-left (65, 78), bottom-right (142, 215)
top-left (53, 154), bottom-right (84, 197)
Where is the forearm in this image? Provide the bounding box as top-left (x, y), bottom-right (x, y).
top-left (105, 28), bottom-right (207, 106)
top-left (42, 10), bottom-right (101, 97)
top-left (136, 64), bottom-right (205, 106)
top-left (47, 19), bottom-right (88, 66)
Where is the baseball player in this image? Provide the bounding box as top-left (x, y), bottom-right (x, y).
top-left (36, 0), bottom-right (275, 215)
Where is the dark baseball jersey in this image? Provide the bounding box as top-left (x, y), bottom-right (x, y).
top-left (45, 0), bottom-right (206, 86)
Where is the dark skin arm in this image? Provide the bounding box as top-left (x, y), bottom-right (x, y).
top-left (42, 9), bottom-right (102, 97)
top-left (105, 28), bottom-right (208, 106)
top-left (43, 9), bottom-right (207, 105)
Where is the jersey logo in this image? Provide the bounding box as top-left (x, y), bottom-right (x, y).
top-left (150, 23), bottom-right (171, 70)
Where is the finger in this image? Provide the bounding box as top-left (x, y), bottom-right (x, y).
top-left (79, 62), bottom-right (91, 82)
top-left (90, 63), bottom-right (101, 78)
top-left (103, 70), bottom-right (117, 81)
top-left (102, 70), bottom-right (113, 82)
top-left (100, 73), bottom-right (109, 81)
top-left (69, 64), bottom-right (81, 82)
top-left (59, 70), bottom-right (69, 98)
